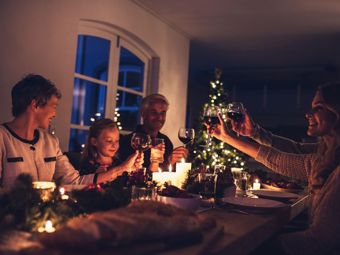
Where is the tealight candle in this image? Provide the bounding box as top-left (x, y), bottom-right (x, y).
top-left (45, 220), bottom-right (56, 233)
top-left (59, 187), bottom-right (69, 200)
top-left (253, 179), bottom-right (261, 190)
top-left (38, 220), bottom-right (56, 233)
top-left (33, 181), bottom-right (56, 201)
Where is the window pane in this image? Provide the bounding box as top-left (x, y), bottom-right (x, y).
top-left (116, 90), bottom-right (142, 131)
top-left (71, 78), bottom-right (106, 126)
top-left (69, 128), bottom-right (89, 152)
top-left (118, 47), bottom-right (145, 92)
top-left (75, 35), bottom-right (110, 81)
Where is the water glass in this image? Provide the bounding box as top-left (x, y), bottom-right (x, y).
top-left (150, 138), bottom-right (165, 163)
top-left (131, 186), bottom-right (155, 201)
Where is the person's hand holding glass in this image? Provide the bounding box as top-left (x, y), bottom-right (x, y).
top-left (226, 104), bottom-right (257, 138)
top-left (131, 132), bottom-right (151, 169)
top-left (226, 102), bottom-right (246, 136)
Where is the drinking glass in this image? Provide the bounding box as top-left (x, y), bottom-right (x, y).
top-left (131, 133), bottom-right (152, 152)
top-left (131, 186), bottom-right (155, 201)
top-left (226, 102), bottom-right (245, 136)
top-left (198, 167), bottom-right (217, 207)
top-left (231, 168), bottom-right (251, 197)
top-left (203, 105), bottom-right (220, 146)
top-left (150, 138), bottom-right (165, 164)
top-left (178, 128), bottom-right (195, 147)
top-left (131, 133), bottom-right (151, 178)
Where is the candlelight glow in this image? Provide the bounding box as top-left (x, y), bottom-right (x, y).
top-left (45, 220), bottom-right (56, 233)
top-left (253, 179), bottom-right (261, 190)
top-left (33, 181), bottom-right (56, 201)
top-left (38, 220), bottom-right (56, 233)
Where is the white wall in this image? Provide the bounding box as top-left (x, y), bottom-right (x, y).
top-left (0, 0), bottom-right (189, 150)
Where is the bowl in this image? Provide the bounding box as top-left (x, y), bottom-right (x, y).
top-left (157, 194), bottom-right (201, 211)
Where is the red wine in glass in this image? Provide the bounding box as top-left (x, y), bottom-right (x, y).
top-left (178, 128), bottom-right (195, 146)
top-left (227, 111), bottom-right (245, 122)
top-left (179, 137), bottom-right (192, 145)
top-left (203, 116), bottom-right (219, 126)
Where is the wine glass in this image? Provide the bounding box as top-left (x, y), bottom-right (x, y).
top-left (203, 105), bottom-right (220, 146)
top-left (131, 133), bottom-right (152, 152)
top-left (226, 102), bottom-right (245, 136)
top-left (130, 133), bottom-right (152, 183)
top-left (178, 128), bottom-right (195, 147)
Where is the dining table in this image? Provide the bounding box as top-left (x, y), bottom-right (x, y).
top-left (0, 192), bottom-right (309, 255)
top-left (161, 192), bottom-right (309, 255)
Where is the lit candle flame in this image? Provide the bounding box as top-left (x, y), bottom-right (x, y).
top-left (59, 187), bottom-right (65, 195)
top-left (169, 165), bottom-right (173, 172)
top-left (181, 158), bottom-right (185, 163)
top-left (38, 220), bottom-right (56, 233)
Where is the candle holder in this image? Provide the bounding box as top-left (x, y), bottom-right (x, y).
top-left (32, 181), bottom-right (56, 201)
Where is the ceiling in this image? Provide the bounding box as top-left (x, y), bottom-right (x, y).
top-left (134, 0), bottom-right (340, 71)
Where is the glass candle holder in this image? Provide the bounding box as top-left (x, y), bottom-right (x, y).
top-left (33, 181), bottom-right (56, 201)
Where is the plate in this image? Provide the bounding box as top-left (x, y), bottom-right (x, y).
top-left (222, 196), bottom-right (287, 210)
top-left (261, 183), bottom-right (302, 193)
top-left (157, 194), bottom-right (201, 211)
top-left (251, 189), bottom-right (299, 200)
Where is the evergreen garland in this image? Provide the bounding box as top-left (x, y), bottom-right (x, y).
top-left (0, 174), bottom-right (131, 233)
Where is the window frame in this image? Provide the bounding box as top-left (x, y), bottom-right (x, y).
top-left (69, 21), bottom-right (158, 150)
top-left (70, 21), bottom-right (159, 133)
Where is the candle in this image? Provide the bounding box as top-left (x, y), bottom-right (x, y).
top-left (59, 187), bottom-right (69, 200)
top-left (253, 179), bottom-right (261, 190)
top-left (152, 168), bottom-right (177, 185)
top-left (38, 220), bottom-right (56, 233)
top-left (174, 160), bottom-right (192, 188)
top-left (45, 220), bottom-right (56, 233)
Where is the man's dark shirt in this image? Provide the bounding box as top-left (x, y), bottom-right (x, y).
top-left (118, 125), bottom-right (173, 169)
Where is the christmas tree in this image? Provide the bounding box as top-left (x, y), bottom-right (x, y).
top-left (189, 68), bottom-right (246, 171)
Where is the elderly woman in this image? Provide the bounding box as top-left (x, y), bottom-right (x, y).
top-left (209, 82), bottom-right (340, 254)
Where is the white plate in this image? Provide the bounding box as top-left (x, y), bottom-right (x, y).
top-left (261, 183), bottom-right (302, 193)
top-left (251, 189), bottom-right (299, 200)
top-left (157, 194), bottom-right (201, 211)
top-left (222, 196), bottom-right (286, 210)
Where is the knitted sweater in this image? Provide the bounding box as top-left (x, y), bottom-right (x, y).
top-left (256, 145), bottom-right (340, 255)
top-left (252, 124), bottom-right (317, 154)
top-left (0, 125), bottom-right (95, 188)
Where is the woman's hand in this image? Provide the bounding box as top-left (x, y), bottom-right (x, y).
top-left (228, 109), bottom-right (256, 137)
top-left (206, 114), bottom-right (230, 141)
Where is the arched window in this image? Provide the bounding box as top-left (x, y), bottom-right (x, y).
top-left (69, 21), bottom-right (158, 152)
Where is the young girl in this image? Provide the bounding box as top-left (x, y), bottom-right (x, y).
top-left (80, 119), bottom-right (143, 181)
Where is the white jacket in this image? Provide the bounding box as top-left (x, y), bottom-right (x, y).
top-left (0, 124), bottom-right (94, 188)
